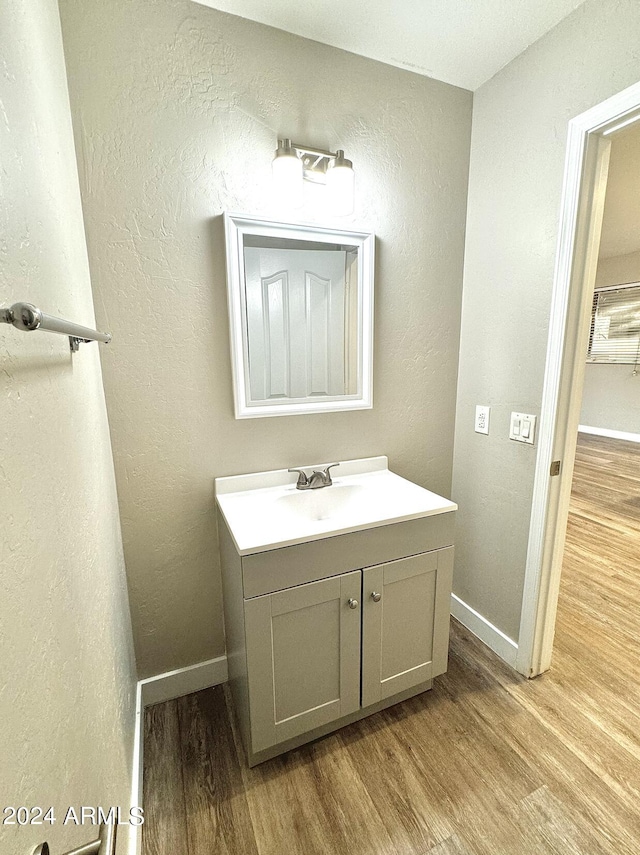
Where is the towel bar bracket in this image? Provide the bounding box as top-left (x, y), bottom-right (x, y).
top-left (69, 337), bottom-right (91, 352)
top-left (33, 822), bottom-right (116, 855)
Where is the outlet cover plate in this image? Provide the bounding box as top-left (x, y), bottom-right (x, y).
top-left (475, 405), bottom-right (490, 435)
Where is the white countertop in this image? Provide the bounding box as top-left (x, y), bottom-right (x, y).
top-left (215, 456), bottom-right (457, 555)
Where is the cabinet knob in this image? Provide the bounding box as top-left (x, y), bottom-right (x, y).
top-left (347, 598), bottom-right (359, 610)
top-left (371, 591), bottom-right (381, 602)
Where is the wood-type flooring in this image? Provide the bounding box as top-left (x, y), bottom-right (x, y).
top-left (142, 433), bottom-right (640, 855)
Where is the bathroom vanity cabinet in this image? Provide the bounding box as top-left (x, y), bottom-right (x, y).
top-left (217, 508), bottom-right (455, 766)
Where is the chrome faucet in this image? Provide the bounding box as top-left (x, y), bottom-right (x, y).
top-left (288, 463), bottom-right (340, 490)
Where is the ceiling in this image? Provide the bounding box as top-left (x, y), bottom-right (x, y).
top-left (193, 0), bottom-right (587, 91)
top-left (599, 124), bottom-right (640, 260)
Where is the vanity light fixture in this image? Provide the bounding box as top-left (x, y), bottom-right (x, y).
top-left (272, 139), bottom-right (355, 215)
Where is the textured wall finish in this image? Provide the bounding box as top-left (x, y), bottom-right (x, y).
top-left (58, 0), bottom-right (472, 677)
top-left (580, 251), bottom-right (640, 434)
top-left (0, 1), bottom-right (137, 852)
top-left (599, 127), bottom-right (640, 258)
top-left (452, 0), bottom-right (640, 641)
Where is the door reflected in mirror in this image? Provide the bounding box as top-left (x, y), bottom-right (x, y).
top-left (224, 215), bottom-right (374, 418)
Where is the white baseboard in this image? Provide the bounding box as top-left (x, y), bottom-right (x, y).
top-left (451, 593), bottom-right (518, 669)
top-left (129, 682), bottom-right (144, 855)
top-left (139, 654), bottom-right (228, 708)
top-left (578, 424), bottom-right (640, 443)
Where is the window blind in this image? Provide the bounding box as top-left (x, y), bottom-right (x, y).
top-left (587, 282), bottom-right (640, 364)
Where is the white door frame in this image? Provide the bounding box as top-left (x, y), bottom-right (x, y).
top-left (516, 80), bottom-right (640, 678)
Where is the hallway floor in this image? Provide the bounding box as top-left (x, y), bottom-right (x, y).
top-left (142, 433), bottom-right (640, 855)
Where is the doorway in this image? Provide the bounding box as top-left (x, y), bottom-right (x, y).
top-left (552, 118), bottom-right (640, 677)
top-left (516, 80), bottom-right (640, 678)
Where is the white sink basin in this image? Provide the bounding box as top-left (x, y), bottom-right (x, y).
top-left (215, 456), bottom-right (457, 555)
top-left (276, 483), bottom-right (366, 522)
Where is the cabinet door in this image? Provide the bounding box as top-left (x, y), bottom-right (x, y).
top-left (244, 571), bottom-right (361, 753)
top-left (362, 548), bottom-right (453, 708)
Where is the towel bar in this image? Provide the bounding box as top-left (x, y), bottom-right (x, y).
top-left (1, 302), bottom-right (112, 351)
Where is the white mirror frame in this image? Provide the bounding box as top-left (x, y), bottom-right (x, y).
top-left (224, 213), bottom-right (375, 419)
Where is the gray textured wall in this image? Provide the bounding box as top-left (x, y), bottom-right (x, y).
top-left (59, 0), bottom-right (473, 677)
top-left (452, 0), bottom-right (640, 642)
top-left (0, 0), bottom-right (137, 851)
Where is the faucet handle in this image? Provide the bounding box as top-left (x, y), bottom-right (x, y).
top-left (288, 467), bottom-right (310, 488)
top-left (320, 462), bottom-right (340, 484)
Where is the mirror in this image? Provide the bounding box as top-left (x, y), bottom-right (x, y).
top-left (224, 214), bottom-right (374, 418)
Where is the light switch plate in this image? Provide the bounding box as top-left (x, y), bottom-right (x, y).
top-left (510, 412), bottom-right (536, 444)
top-left (475, 405), bottom-right (490, 435)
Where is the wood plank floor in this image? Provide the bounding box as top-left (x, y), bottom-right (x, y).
top-left (142, 433), bottom-right (640, 855)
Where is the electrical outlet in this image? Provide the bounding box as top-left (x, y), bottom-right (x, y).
top-left (475, 405), bottom-right (490, 435)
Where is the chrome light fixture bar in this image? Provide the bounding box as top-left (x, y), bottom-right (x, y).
top-left (272, 139), bottom-right (355, 214)
top-left (289, 142), bottom-right (345, 183)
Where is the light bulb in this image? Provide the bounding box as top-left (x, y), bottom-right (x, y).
top-left (326, 150), bottom-right (355, 216)
top-left (272, 139), bottom-right (303, 209)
